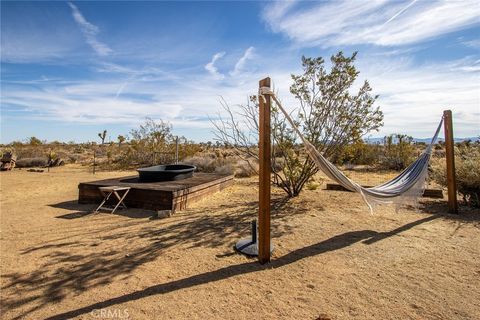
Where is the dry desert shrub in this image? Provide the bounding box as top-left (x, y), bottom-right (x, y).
top-left (215, 163), bottom-right (235, 175)
top-left (335, 140), bottom-right (381, 166)
top-left (431, 143), bottom-right (480, 207)
top-left (183, 155), bottom-right (217, 173)
top-left (379, 134), bottom-right (416, 170)
top-left (234, 159), bottom-right (257, 178)
top-left (182, 154), bottom-right (257, 178)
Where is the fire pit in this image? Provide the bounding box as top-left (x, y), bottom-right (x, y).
top-left (137, 164), bottom-right (196, 182)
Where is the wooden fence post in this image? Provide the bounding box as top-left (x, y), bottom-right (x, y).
top-left (258, 77), bottom-right (271, 264)
top-left (93, 150), bottom-right (96, 175)
top-left (443, 110), bottom-right (458, 214)
top-left (175, 136), bottom-right (179, 164)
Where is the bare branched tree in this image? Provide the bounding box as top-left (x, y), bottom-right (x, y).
top-left (213, 52), bottom-right (384, 197)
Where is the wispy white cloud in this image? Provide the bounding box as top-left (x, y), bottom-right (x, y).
top-left (2, 84), bottom-right (182, 125)
top-left (3, 53), bottom-right (478, 138)
top-left (1, 67), bottom-right (259, 128)
top-left (68, 2), bottom-right (112, 56)
top-left (357, 56), bottom-right (480, 137)
top-left (263, 0), bottom-right (480, 47)
top-left (230, 47), bottom-right (255, 76)
top-left (462, 39), bottom-right (480, 49)
top-left (204, 51), bottom-right (226, 79)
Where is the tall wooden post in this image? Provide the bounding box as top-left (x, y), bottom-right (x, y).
top-left (258, 77), bottom-right (271, 264)
top-left (443, 110), bottom-right (458, 214)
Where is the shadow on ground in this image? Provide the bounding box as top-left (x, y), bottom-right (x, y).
top-left (51, 200), bottom-right (156, 219)
top-left (418, 200), bottom-right (480, 227)
top-left (7, 192), bottom-right (477, 319)
top-left (1, 195), bottom-right (309, 319)
top-left (1, 195), bottom-right (438, 320)
top-left (43, 218), bottom-right (437, 320)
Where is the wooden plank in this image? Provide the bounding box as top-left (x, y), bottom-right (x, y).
top-left (325, 183), bottom-right (443, 198)
top-left (171, 175), bottom-right (233, 197)
top-left (443, 110), bottom-right (458, 213)
top-left (172, 178), bottom-right (234, 211)
top-left (258, 77), bottom-right (271, 264)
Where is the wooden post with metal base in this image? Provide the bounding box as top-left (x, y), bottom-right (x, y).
top-left (234, 78), bottom-right (274, 262)
top-left (443, 110), bottom-right (458, 214)
top-left (258, 77), bottom-right (272, 264)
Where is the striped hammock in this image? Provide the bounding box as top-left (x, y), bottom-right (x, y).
top-left (259, 87), bottom-right (443, 211)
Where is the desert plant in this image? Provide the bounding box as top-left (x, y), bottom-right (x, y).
top-left (306, 181), bottom-right (320, 191)
top-left (106, 142), bottom-right (116, 164)
top-left (183, 155), bottom-right (217, 173)
top-left (431, 144), bottom-right (480, 207)
top-left (335, 140), bottom-right (381, 166)
top-left (213, 52), bottom-right (383, 197)
top-left (1, 147), bottom-right (15, 158)
top-left (28, 137), bottom-right (43, 146)
top-left (117, 135), bottom-right (126, 147)
top-left (46, 149), bottom-right (57, 166)
top-left (380, 134), bottom-right (415, 170)
top-left (98, 130), bottom-right (107, 144)
top-left (129, 118), bottom-right (173, 165)
top-left (215, 163), bottom-right (235, 175)
top-left (177, 137), bottom-right (203, 161)
top-left (234, 159), bottom-right (258, 178)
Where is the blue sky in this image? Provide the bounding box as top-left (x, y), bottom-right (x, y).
top-left (1, 0), bottom-right (479, 144)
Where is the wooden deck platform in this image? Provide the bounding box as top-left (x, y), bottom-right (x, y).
top-left (78, 173), bottom-right (234, 212)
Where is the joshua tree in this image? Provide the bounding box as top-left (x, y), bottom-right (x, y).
top-left (118, 135), bottom-right (126, 147)
top-left (98, 130), bottom-right (107, 144)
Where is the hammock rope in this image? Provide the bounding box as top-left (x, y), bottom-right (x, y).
top-left (259, 87), bottom-right (444, 211)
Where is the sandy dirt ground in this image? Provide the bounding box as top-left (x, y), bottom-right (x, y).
top-left (1, 165), bottom-right (479, 320)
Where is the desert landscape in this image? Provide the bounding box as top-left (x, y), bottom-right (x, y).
top-left (1, 165), bottom-right (479, 319)
top-left (2, 1), bottom-right (480, 319)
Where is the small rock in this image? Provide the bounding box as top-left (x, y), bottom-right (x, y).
top-left (156, 210), bottom-right (172, 219)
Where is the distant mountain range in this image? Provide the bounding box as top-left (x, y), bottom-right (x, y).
top-left (364, 137), bottom-right (479, 144)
